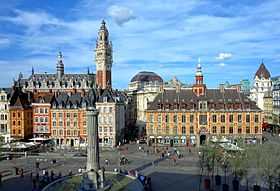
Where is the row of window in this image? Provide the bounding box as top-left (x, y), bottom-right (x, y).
top-left (211, 126), bottom-right (259, 134)
top-left (0, 114), bottom-right (7, 120)
top-left (52, 112), bottom-right (79, 119)
top-left (150, 113), bottom-right (259, 124)
top-left (12, 112), bottom-right (32, 118)
top-left (34, 117), bottom-right (48, 123)
top-left (0, 124), bottom-right (7, 133)
top-left (52, 129), bottom-right (79, 136)
top-left (148, 125), bottom-right (259, 134)
top-left (98, 115), bottom-right (113, 124)
top-left (148, 126), bottom-right (194, 134)
top-left (0, 104), bottom-right (8, 110)
top-left (99, 126), bottom-right (113, 132)
top-left (35, 108), bottom-right (48, 114)
top-left (97, 107), bottom-right (113, 113)
top-left (34, 126), bottom-right (49, 133)
top-left (12, 119), bottom-right (33, 126)
top-left (12, 129), bottom-right (21, 135)
top-left (52, 121), bottom-right (82, 127)
top-left (0, 95), bottom-right (7, 101)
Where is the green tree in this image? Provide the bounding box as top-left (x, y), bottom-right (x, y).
top-left (259, 143), bottom-right (280, 190)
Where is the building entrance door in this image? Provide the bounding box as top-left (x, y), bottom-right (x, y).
top-left (70, 139), bottom-right (74, 147)
top-left (170, 139), bottom-right (174, 147)
top-left (200, 135), bottom-right (206, 145)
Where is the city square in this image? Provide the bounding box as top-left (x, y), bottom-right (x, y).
top-left (1, 0), bottom-right (280, 191)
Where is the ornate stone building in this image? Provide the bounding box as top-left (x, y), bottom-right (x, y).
top-left (50, 91), bottom-right (96, 147)
top-left (48, 88), bottom-right (126, 148)
top-left (21, 52), bottom-right (95, 99)
top-left (146, 62), bottom-right (262, 146)
top-left (0, 88), bottom-right (11, 143)
top-left (20, 20), bottom-right (114, 96)
top-left (95, 20), bottom-right (113, 89)
top-left (250, 62), bottom-right (272, 110)
top-left (128, 71), bottom-right (163, 136)
top-left (96, 89), bottom-right (125, 147)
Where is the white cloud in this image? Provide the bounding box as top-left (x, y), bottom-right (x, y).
top-left (218, 63), bottom-right (226, 67)
top-left (216, 52), bottom-right (233, 60)
top-left (107, 5), bottom-right (135, 26)
top-left (1, 10), bottom-right (61, 32)
top-left (0, 38), bottom-right (10, 46)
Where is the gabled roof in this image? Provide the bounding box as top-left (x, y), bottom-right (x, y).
top-left (255, 63), bottom-right (270, 79)
top-left (97, 88), bottom-right (126, 103)
top-left (9, 87), bottom-right (32, 109)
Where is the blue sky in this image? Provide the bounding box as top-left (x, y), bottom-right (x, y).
top-left (0, 0), bottom-right (280, 89)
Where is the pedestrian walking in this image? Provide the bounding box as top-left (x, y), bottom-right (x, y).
top-left (20, 168), bottom-right (24, 178)
top-left (32, 178), bottom-right (36, 189)
top-left (105, 159), bottom-right (109, 166)
top-left (173, 157), bottom-right (177, 165)
top-left (51, 171), bottom-right (54, 181)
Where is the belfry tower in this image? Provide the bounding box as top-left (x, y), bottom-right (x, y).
top-left (192, 58), bottom-right (206, 96)
top-left (95, 20), bottom-right (113, 89)
top-left (56, 51), bottom-right (64, 79)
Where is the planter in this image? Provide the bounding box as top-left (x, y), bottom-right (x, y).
top-left (253, 185), bottom-right (261, 191)
top-left (204, 178), bottom-right (211, 190)
top-left (215, 175), bottom-right (221, 186)
top-left (232, 179), bottom-right (239, 191)
top-left (222, 183), bottom-right (229, 191)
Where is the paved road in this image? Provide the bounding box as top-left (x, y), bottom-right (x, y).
top-left (0, 142), bottom-right (272, 191)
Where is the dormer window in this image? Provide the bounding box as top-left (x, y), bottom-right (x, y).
top-left (199, 101), bottom-right (207, 110)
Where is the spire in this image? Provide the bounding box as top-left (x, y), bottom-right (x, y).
top-left (196, 58), bottom-right (203, 77)
top-left (98, 20), bottom-right (109, 42)
top-left (101, 19), bottom-right (106, 26)
top-left (18, 72), bottom-right (23, 80)
top-left (87, 67), bottom-right (90, 74)
top-left (255, 60), bottom-right (270, 79)
top-left (58, 51), bottom-right (63, 62)
top-left (32, 66), bottom-right (34, 75)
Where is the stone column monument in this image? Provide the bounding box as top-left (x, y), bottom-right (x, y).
top-left (79, 107), bottom-right (106, 191)
top-left (87, 107), bottom-right (100, 172)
